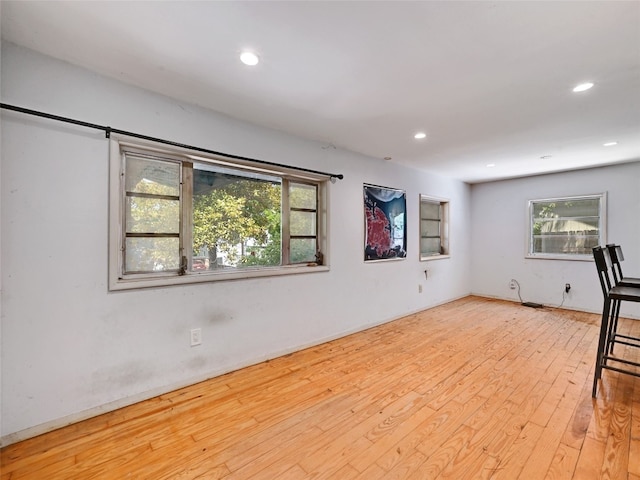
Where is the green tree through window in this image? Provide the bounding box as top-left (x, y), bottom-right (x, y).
top-left (192, 168), bottom-right (282, 268)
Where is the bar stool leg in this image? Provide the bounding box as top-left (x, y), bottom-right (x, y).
top-left (593, 297), bottom-right (612, 397)
top-left (608, 299), bottom-right (621, 354)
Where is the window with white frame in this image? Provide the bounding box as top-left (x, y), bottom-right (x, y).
top-left (110, 138), bottom-right (328, 290)
top-left (528, 193), bottom-right (606, 260)
top-left (419, 195), bottom-right (449, 260)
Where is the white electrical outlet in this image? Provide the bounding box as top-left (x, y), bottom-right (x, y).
top-left (509, 280), bottom-right (517, 290)
top-left (190, 328), bottom-right (202, 347)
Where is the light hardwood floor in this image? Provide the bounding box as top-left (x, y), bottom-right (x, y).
top-left (2, 296), bottom-right (639, 479)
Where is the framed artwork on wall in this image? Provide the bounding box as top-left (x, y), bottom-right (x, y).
top-left (363, 184), bottom-right (407, 261)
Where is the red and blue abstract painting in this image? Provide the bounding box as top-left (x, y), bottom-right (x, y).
top-left (364, 184), bottom-right (407, 261)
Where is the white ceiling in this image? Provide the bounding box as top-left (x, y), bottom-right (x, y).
top-left (2, 1), bottom-right (639, 183)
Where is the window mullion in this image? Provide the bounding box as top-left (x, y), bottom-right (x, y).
top-left (282, 178), bottom-right (291, 265)
top-left (314, 185), bottom-right (320, 258)
top-left (119, 152), bottom-right (127, 278)
top-left (182, 162), bottom-right (193, 272)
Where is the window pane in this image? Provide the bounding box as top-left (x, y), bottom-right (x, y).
top-left (125, 156), bottom-right (180, 196)
top-left (290, 238), bottom-right (316, 263)
top-left (533, 198), bottom-right (599, 218)
top-left (420, 201), bottom-right (440, 219)
top-left (126, 197), bottom-right (179, 233)
top-left (291, 211), bottom-right (316, 236)
top-left (421, 219), bottom-right (440, 237)
top-left (535, 217), bottom-right (599, 233)
top-left (421, 238), bottom-right (441, 255)
top-left (532, 234), bottom-right (599, 255)
top-left (125, 237), bottom-right (179, 273)
top-left (192, 164), bottom-right (282, 268)
top-left (290, 183), bottom-right (317, 209)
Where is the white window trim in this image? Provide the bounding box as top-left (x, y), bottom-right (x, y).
top-left (526, 192), bottom-right (606, 261)
top-left (419, 194), bottom-right (450, 261)
top-left (108, 136), bottom-right (329, 291)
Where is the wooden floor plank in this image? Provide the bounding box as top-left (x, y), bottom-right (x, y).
top-left (517, 376), bottom-right (588, 480)
top-left (573, 436), bottom-right (607, 480)
top-left (375, 397), bottom-right (484, 472)
top-left (630, 401), bottom-right (640, 477)
top-left (2, 297), bottom-right (639, 480)
top-left (599, 374), bottom-right (634, 479)
top-left (485, 421), bottom-right (544, 479)
top-left (560, 367), bottom-right (597, 450)
top-left (544, 443), bottom-right (580, 480)
top-left (412, 424), bottom-right (476, 479)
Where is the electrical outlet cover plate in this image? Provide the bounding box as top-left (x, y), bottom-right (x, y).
top-left (190, 328), bottom-right (202, 346)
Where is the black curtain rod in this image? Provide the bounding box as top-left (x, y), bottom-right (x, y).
top-left (0, 103), bottom-right (344, 180)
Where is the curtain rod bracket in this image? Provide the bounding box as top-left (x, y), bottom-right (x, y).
top-left (105, 127), bottom-right (111, 139)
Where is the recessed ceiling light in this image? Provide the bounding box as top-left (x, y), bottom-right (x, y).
top-left (240, 51), bottom-right (259, 66)
top-left (383, 156), bottom-right (392, 161)
top-left (572, 82), bottom-right (594, 93)
top-left (603, 141), bottom-right (618, 147)
top-left (414, 132), bottom-right (427, 139)
top-left (486, 163), bottom-right (496, 168)
top-left (540, 155), bottom-right (553, 160)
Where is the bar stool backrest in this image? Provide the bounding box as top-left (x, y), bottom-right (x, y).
top-left (592, 246), bottom-right (613, 297)
top-left (606, 244), bottom-right (625, 284)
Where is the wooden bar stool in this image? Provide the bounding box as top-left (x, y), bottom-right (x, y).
top-left (591, 246), bottom-right (640, 397)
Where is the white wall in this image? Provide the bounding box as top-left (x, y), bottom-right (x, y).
top-left (0, 17), bottom-right (4, 444)
top-left (0, 43), bottom-right (471, 444)
top-left (470, 163), bottom-right (640, 317)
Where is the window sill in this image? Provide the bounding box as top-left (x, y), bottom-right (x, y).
top-left (525, 254), bottom-right (593, 262)
top-left (420, 254), bottom-right (450, 262)
top-left (109, 264), bottom-right (330, 291)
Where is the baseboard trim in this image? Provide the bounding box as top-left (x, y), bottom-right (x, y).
top-left (471, 292), bottom-right (640, 319)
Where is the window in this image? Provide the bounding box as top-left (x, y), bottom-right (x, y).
top-left (419, 195), bottom-right (449, 260)
top-left (109, 138), bottom-right (328, 290)
top-left (528, 193), bottom-right (606, 260)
